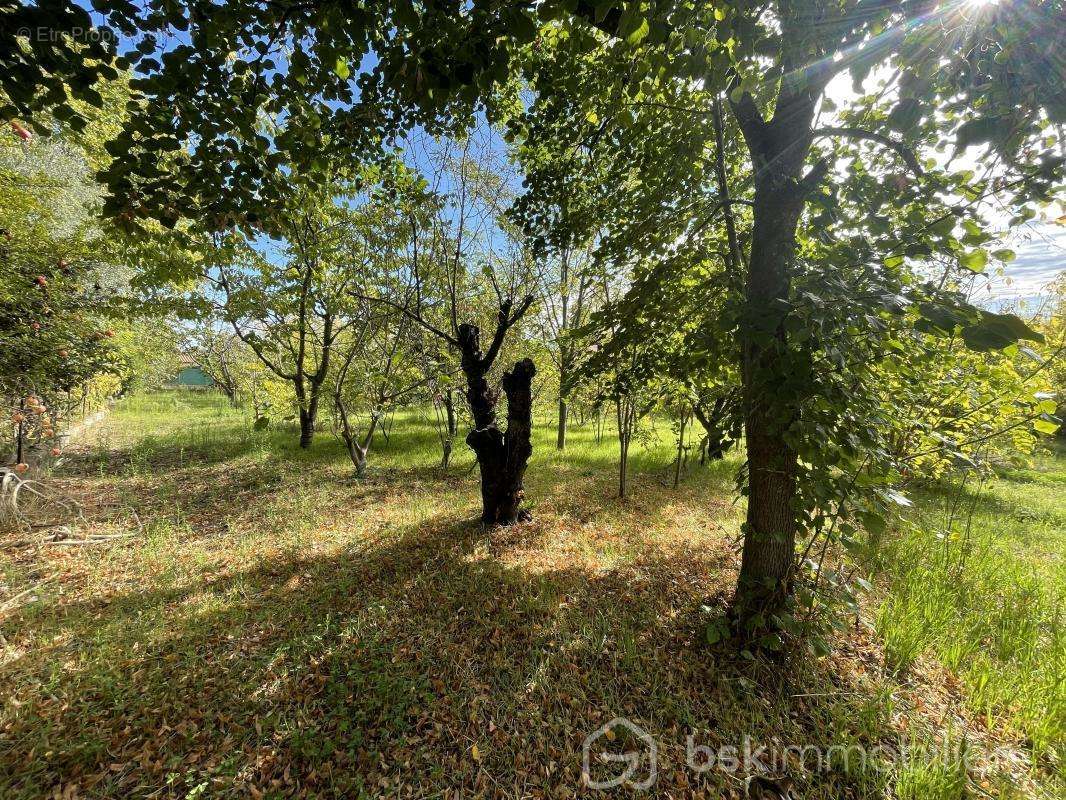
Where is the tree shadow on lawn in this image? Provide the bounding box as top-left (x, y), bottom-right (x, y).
top-left (2, 510), bottom-right (896, 800)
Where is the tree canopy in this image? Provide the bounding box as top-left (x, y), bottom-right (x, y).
top-left (3, 0), bottom-right (1062, 631)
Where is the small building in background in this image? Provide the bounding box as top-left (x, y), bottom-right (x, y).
top-left (167, 353), bottom-right (214, 389)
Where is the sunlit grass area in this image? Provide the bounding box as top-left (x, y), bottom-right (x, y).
top-left (874, 448), bottom-right (1065, 772)
top-left (1, 392), bottom-right (1062, 799)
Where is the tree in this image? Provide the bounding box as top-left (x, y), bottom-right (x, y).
top-left (328, 206), bottom-right (437, 477)
top-left (511, 1), bottom-right (1063, 628)
top-left (73, 0), bottom-right (1062, 624)
top-left (530, 243), bottom-right (600, 450)
top-left (203, 184), bottom-right (368, 448)
top-left (183, 319), bottom-right (244, 405)
top-left (0, 99), bottom-right (126, 466)
top-left (365, 138), bottom-right (540, 524)
top-left (331, 309), bottom-right (423, 477)
top-left (1, 4), bottom-right (121, 132)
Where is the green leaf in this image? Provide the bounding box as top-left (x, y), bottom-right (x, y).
top-left (961, 218), bottom-right (991, 245)
top-left (959, 249), bottom-right (988, 272)
top-left (704, 617), bottom-right (731, 646)
top-left (954, 116), bottom-right (1004, 151)
top-left (334, 57), bottom-right (350, 80)
top-left (962, 312), bottom-right (1044, 351)
top-left (888, 97), bottom-right (923, 131)
top-left (918, 303), bottom-right (968, 333)
top-left (624, 17), bottom-right (650, 46)
top-left (1034, 417), bottom-right (1060, 435)
top-left (858, 510), bottom-right (887, 535)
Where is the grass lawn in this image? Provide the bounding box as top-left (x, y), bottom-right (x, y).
top-left (1, 391), bottom-right (1062, 798)
top-left (874, 447), bottom-right (1065, 774)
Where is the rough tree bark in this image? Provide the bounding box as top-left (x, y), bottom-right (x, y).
top-left (615, 394), bottom-right (635, 499)
top-left (295, 379), bottom-right (323, 449)
top-left (441, 389), bottom-right (457, 468)
top-left (556, 396), bottom-right (568, 451)
top-left (672, 405), bottom-right (689, 489)
top-left (338, 407), bottom-right (378, 478)
top-left (457, 321), bottom-right (537, 525)
top-left (730, 63), bottom-right (825, 621)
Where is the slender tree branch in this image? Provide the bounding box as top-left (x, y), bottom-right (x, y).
top-left (813, 126), bottom-right (925, 176)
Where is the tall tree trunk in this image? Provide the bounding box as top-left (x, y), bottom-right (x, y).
top-left (496, 359), bottom-right (537, 522)
top-left (466, 359), bottom-right (537, 524)
top-left (15, 399), bottom-right (24, 465)
top-left (730, 74), bottom-right (823, 622)
top-left (616, 395), bottom-right (633, 499)
top-left (734, 149), bottom-right (813, 619)
top-left (295, 378), bottom-right (316, 448)
top-left (556, 396), bottom-right (567, 450)
top-left (441, 389), bottom-right (457, 468)
top-left (556, 252), bottom-right (572, 452)
top-left (298, 406), bottom-right (314, 448)
top-left (673, 406), bottom-right (688, 489)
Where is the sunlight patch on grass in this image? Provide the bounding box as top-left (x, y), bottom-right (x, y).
top-left (874, 447), bottom-right (1065, 775)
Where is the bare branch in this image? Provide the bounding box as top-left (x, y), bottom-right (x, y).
top-left (813, 126), bottom-right (925, 176)
top-left (352, 291), bottom-right (458, 346)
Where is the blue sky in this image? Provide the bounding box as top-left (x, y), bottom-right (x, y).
top-left (976, 212), bottom-right (1064, 308)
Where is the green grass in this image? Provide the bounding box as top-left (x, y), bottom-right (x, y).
top-left (1, 391), bottom-right (1062, 798)
top-left (874, 446), bottom-right (1065, 775)
top-left (894, 734), bottom-right (969, 800)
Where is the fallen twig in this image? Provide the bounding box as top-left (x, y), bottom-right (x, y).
top-left (0, 575), bottom-right (57, 615)
top-left (43, 533), bottom-right (136, 546)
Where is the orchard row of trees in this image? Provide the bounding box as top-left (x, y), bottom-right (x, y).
top-left (2, 0), bottom-right (1063, 637)
top-left (1, 80), bottom-right (179, 471)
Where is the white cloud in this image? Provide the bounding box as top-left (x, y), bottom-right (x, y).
top-left (975, 218), bottom-right (1065, 304)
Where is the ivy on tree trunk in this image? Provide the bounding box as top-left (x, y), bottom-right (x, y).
top-left (730, 69), bottom-right (826, 623)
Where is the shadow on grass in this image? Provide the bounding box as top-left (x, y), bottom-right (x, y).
top-left (3, 504), bottom-right (896, 799)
